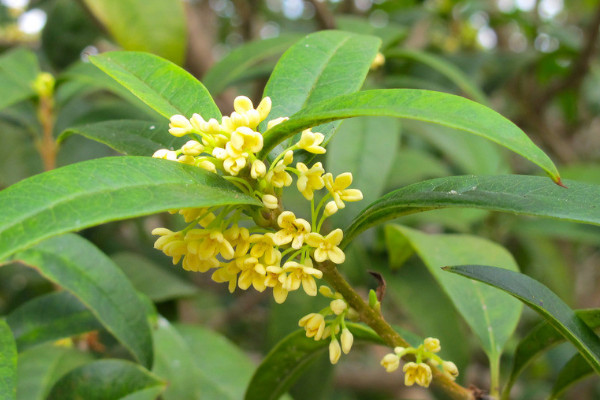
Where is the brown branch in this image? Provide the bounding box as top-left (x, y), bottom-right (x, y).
top-left (35, 95), bottom-right (56, 171)
top-left (308, 0), bottom-right (337, 30)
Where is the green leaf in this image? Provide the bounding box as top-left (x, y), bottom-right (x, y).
top-left (203, 34), bottom-right (302, 96)
top-left (90, 52), bottom-right (220, 120)
top-left (176, 324), bottom-right (256, 400)
top-left (343, 175), bottom-right (600, 248)
top-left (385, 226), bottom-right (522, 365)
top-left (245, 323), bottom-right (382, 400)
top-left (0, 319), bottom-right (17, 400)
top-left (505, 309), bottom-right (600, 395)
top-left (112, 252), bottom-right (198, 302)
top-left (13, 235), bottom-right (153, 368)
top-left (47, 359), bottom-right (166, 400)
top-left (444, 265), bottom-right (600, 375)
top-left (7, 291), bottom-right (102, 352)
top-left (152, 318), bottom-right (231, 400)
top-left (261, 30), bottom-right (381, 152)
top-left (0, 156), bottom-right (260, 261)
top-left (385, 49), bottom-right (488, 105)
top-left (0, 48), bottom-right (40, 111)
top-left (17, 344), bottom-right (92, 400)
top-left (82, 0), bottom-right (186, 65)
top-left (58, 120), bottom-right (184, 156)
top-left (259, 90), bottom-right (559, 182)
top-left (550, 354), bottom-right (594, 399)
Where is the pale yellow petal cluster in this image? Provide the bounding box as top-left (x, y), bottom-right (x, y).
top-left (274, 211), bottom-right (311, 249)
top-left (297, 129), bottom-right (326, 154)
top-left (306, 229), bottom-right (345, 264)
top-left (296, 162), bottom-right (325, 200)
top-left (403, 362), bottom-right (433, 388)
top-left (299, 313), bottom-right (326, 340)
top-left (324, 172), bottom-right (363, 209)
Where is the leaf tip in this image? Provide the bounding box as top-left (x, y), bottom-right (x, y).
top-left (553, 177), bottom-right (568, 189)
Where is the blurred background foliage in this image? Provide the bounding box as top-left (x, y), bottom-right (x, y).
top-left (1, 0), bottom-right (600, 399)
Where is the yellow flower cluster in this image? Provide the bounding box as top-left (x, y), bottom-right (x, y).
top-left (151, 96), bottom-right (363, 306)
top-left (297, 286), bottom-right (358, 364)
top-left (380, 337), bottom-right (458, 388)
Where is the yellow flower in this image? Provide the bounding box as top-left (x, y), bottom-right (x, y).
top-left (249, 233), bottom-right (281, 264)
top-left (403, 362), bottom-right (433, 388)
top-left (323, 172), bottom-right (363, 209)
top-left (296, 162), bottom-right (325, 200)
top-left (262, 194), bottom-right (279, 210)
top-left (177, 155), bottom-right (195, 165)
top-left (381, 353), bottom-right (400, 372)
top-left (297, 129), bottom-right (326, 154)
top-left (340, 328), bottom-right (353, 354)
top-left (152, 228), bottom-right (187, 264)
top-left (211, 261), bottom-right (241, 292)
top-left (152, 149), bottom-right (177, 161)
top-left (176, 208), bottom-right (215, 224)
top-left (182, 140), bottom-right (204, 156)
top-left (195, 158), bottom-right (217, 173)
top-left (237, 256), bottom-right (267, 292)
top-left (370, 52), bottom-right (385, 70)
top-left (305, 228), bottom-right (345, 264)
top-left (424, 337), bottom-right (441, 353)
top-left (168, 114), bottom-right (193, 137)
top-left (329, 338), bottom-right (342, 364)
top-left (186, 229), bottom-right (235, 260)
top-left (273, 211), bottom-right (311, 249)
top-left (330, 299), bottom-right (347, 315)
top-left (224, 225), bottom-right (250, 258)
top-left (324, 200), bottom-right (338, 217)
top-left (232, 96), bottom-right (271, 129)
top-left (265, 150), bottom-right (293, 188)
top-left (299, 313), bottom-right (326, 340)
top-left (442, 361), bottom-right (459, 380)
top-left (267, 116), bottom-right (289, 129)
top-left (265, 265), bottom-right (288, 304)
top-left (182, 252), bottom-right (219, 272)
top-left (230, 126), bottom-right (263, 153)
top-left (251, 159), bottom-right (267, 179)
top-left (281, 258), bottom-right (323, 296)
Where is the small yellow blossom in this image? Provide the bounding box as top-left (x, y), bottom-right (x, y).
top-left (324, 201), bottom-right (338, 217)
top-left (211, 261), bottom-right (241, 293)
top-left (281, 258), bottom-right (323, 296)
top-left (323, 172), bottom-right (363, 209)
top-left (264, 265), bottom-right (288, 303)
top-left (237, 256), bottom-right (267, 292)
top-left (152, 228), bottom-right (187, 264)
top-left (274, 211), bottom-right (311, 249)
top-left (296, 162), bottom-right (325, 200)
top-left (340, 328), bottom-right (353, 354)
top-left (442, 361), bottom-right (459, 380)
top-left (381, 353), bottom-right (400, 372)
top-left (178, 155), bottom-right (195, 165)
top-left (176, 208), bottom-right (215, 225)
top-left (251, 159), bottom-right (267, 179)
top-left (262, 194), bottom-right (279, 209)
top-left (265, 150), bottom-right (293, 187)
top-left (403, 362), bottom-right (433, 388)
top-left (299, 313), bottom-right (326, 340)
top-left (195, 158), bottom-right (217, 173)
top-left (424, 337), bottom-right (441, 353)
top-left (182, 140), bottom-right (204, 156)
top-left (224, 225), bottom-right (250, 257)
top-left (249, 233), bottom-right (281, 265)
top-left (230, 126), bottom-right (263, 153)
top-left (186, 229), bottom-right (235, 260)
top-left (297, 129), bottom-right (326, 154)
top-left (168, 115), bottom-right (193, 137)
top-left (182, 252), bottom-right (219, 272)
top-left (305, 228), bottom-right (345, 264)
top-left (267, 116), bottom-right (289, 129)
top-left (330, 299), bottom-right (347, 315)
top-left (329, 338), bottom-right (342, 364)
top-left (370, 52), bottom-right (385, 70)
top-left (152, 149), bottom-right (177, 160)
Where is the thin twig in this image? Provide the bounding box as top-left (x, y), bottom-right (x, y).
top-left (308, 0), bottom-right (337, 30)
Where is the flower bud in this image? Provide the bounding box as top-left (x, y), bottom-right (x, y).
top-left (169, 115), bottom-right (193, 137)
top-left (234, 96), bottom-right (253, 113)
top-left (319, 285), bottom-right (334, 298)
top-left (324, 201), bottom-right (338, 217)
top-left (442, 361), bottom-right (459, 379)
top-left (177, 155), bottom-right (195, 165)
top-left (340, 328), bottom-right (353, 354)
top-left (329, 338), bottom-right (341, 364)
top-left (267, 116), bottom-right (288, 129)
top-left (189, 113), bottom-right (206, 132)
top-left (330, 299), bottom-right (347, 315)
top-left (152, 149), bottom-right (177, 160)
top-left (424, 337), bottom-right (441, 353)
top-left (251, 160), bottom-right (266, 179)
top-left (370, 52), bottom-right (385, 70)
top-left (196, 159), bottom-right (217, 173)
top-left (182, 140), bottom-right (204, 156)
top-left (256, 96), bottom-right (272, 121)
top-left (262, 194), bottom-right (279, 209)
top-left (380, 353), bottom-right (400, 372)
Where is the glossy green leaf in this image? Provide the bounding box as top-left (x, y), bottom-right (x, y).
top-left (0, 48), bottom-right (39, 111)
top-left (245, 323), bottom-right (382, 400)
top-left (343, 175), bottom-right (600, 247)
top-left (0, 156), bottom-right (260, 261)
top-left (327, 116), bottom-right (400, 224)
top-left (203, 34), bottom-right (301, 95)
top-left (17, 344), bottom-right (91, 400)
top-left (153, 318), bottom-right (231, 400)
top-left (0, 319), bottom-right (17, 400)
top-left (7, 291), bottom-right (102, 351)
top-left (261, 30), bottom-right (381, 152)
top-left (112, 252), bottom-right (198, 302)
top-left (176, 324), bottom-right (256, 400)
top-left (58, 120), bottom-right (183, 156)
top-left (386, 49), bottom-right (488, 105)
top-left (259, 90), bottom-right (559, 182)
top-left (90, 52), bottom-right (220, 120)
top-left (550, 354), bottom-right (594, 399)
top-left (47, 359), bottom-right (165, 400)
top-left (13, 235), bottom-right (153, 368)
top-left (504, 309), bottom-right (600, 396)
top-left (385, 226), bottom-right (522, 365)
top-left (82, 0), bottom-right (186, 65)
top-left (444, 265), bottom-right (600, 375)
